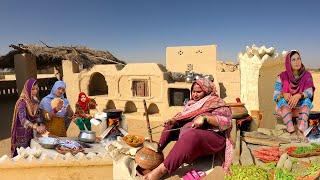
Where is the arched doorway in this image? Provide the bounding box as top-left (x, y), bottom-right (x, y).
top-left (124, 101), bottom-right (137, 113)
top-left (88, 72), bottom-right (108, 96)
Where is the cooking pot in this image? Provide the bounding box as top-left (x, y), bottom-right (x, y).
top-left (227, 102), bottom-right (249, 119)
top-left (309, 111), bottom-right (320, 120)
top-left (204, 75), bottom-right (214, 82)
top-left (78, 130), bottom-right (96, 143)
top-left (104, 109), bottom-right (123, 119)
top-left (135, 146), bottom-right (164, 170)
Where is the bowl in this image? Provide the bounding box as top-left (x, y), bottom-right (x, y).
top-left (122, 134), bottom-right (145, 147)
top-left (38, 137), bottom-right (59, 149)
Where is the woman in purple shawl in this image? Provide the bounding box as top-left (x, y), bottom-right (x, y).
top-left (274, 51), bottom-right (315, 137)
top-left (11, 78), bottom-right (46, 157)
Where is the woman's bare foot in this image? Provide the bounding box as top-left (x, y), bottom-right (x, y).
top-left (289, 131), bottom-right (300, 142)
top-left (143, 163), bottom-right (168, 180)
top-left (296, 130), bottom-right (308, 143)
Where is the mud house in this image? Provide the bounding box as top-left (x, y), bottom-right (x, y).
top-left (0, 44), bottom-right (126, 155)
top-left (62, 44), bottom-right (223, 127)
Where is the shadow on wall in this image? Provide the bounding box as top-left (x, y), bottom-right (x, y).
top-left (106, 100), bottom-right (116, 110)
top-left (89, 72), bottom-right (108, 96)
top-left (147, 103), bottom-right (160, 115)
top-left (219, 83), bottom-right (227, 99)
top-left (124, 101), bottom-right (137, 113)
top-left (0, 96), bottom-right (18, 140)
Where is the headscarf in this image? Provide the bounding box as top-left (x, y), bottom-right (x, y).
top-left (77, 92), bottom-right (90, 112)
top-left (11, 78), bottom-right (38, 133)
top-left (172, 78), bottom-right (226, 121)
top-left (39, 81), bottom-right (70, 117)
top-left (279, 51), bottom-right (315, 95)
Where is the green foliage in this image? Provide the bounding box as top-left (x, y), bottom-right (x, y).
top-left (226, 165), bottom-right (269, 180)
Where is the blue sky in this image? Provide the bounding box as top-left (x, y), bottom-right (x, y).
top-left (0, 0), bottom-right (319, 67)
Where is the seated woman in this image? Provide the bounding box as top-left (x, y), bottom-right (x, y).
top-left (274, 50), bottom-right (315, 137)
top-left (143, 78), bottom-right (233, 180)
top-left (74, 92), bottom-right (93, 131)
top-left (11, 78), bottom-right (46, 157)
top-left (39, 81), bottom-right (74, 137)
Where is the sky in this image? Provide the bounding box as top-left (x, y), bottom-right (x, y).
top-left (0, 0), bottom-right (320, 67)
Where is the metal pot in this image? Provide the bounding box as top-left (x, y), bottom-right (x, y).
top-left (204, 75), bottom-right (214, 82)
top-left (194, 74), bottom-right (202, 80)
top-left (78, 130), bottom-right (96, 143)
top-left (185, 72), bottom-right (194, 83)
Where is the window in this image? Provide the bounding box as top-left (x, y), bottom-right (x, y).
top-left (169, 88), bottom-right (190, 106)
top-left (132, 80), bottom-right (149, 97)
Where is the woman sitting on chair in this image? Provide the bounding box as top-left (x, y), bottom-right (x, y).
top-left (274, 50), bottom-right (315, 138)
top-left (143, 78), bottom-right (233, 180)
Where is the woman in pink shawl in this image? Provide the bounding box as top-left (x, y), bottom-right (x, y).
top-left (143, 78), bottom-right (233, 180)
top-left (11, 78), bottom-right (46, 157)
top-left (274, 51), bottom-right (315, 138)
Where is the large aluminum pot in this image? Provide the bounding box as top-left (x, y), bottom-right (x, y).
top-left (78, 130), bottom-right (96, 143)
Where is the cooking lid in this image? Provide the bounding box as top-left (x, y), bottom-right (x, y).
top-left (104, 109), bottom-right (123, 118)
top-left (309, 111), bottom-right (320, 119)
top-left (226, 102), bottom-right (245, 107)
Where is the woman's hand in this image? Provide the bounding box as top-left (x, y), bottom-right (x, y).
top-left (283, 93), bottom-right (291, 102)
top-left (192, 116), bottom-right (205, 128)
top-left (48, 112), bottom-right (58, 119)
top-left (164, 118), bottom-right (176, 126)
top-left (288, 94), bottom-right (302, 109)
top-left (36, 124), bottom-right (47, 134)
top-left (85, 114), bottom-right (92, 119)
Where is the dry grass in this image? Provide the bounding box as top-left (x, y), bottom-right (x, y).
top-left (0, 44), bottom-right (126, 69)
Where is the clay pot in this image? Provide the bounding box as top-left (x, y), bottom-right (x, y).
top-left (250, 110), bottom-right (263, 131)
top-left (227, 102), bottom-right (249, 119)
top-left (135, 147), bottom-right (164, 170)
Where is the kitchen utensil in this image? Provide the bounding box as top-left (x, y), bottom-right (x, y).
top-left (38, 137), bottom-right (59, 149)
top-left (78, 122), bottom-right (96, 143)
top-left (227, 98), bottom-right (249, 119)
top-left (194, 74), bottom-right (202, 80)
top-left (134, 100), bottom-right (164, 171)
top-left (204, 75), bottom-right (214, 82)
top-left (90, 118), bottom-right (102, 126)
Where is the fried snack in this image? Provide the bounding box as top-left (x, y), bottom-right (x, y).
top-left (123, 135), bottom-right (144, 147)
top-left (51, 98), bottom-right (64, 112)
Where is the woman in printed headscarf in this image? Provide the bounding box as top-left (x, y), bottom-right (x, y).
top-left (143, 78), bottom-right (233, 180)
top-left (39, 81), bottom-right (74, 137)
top-left (274, 50), bottom-right (315, 137)
top-left (11, 78), bottom-right (46, 157)
top-left (74, 92), bottom-right (93, 131)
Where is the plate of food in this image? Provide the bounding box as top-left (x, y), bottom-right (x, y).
top-left (122, 134), bottom-right (145, 148)
top-left (55, 139), bottom-right (84, 155)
